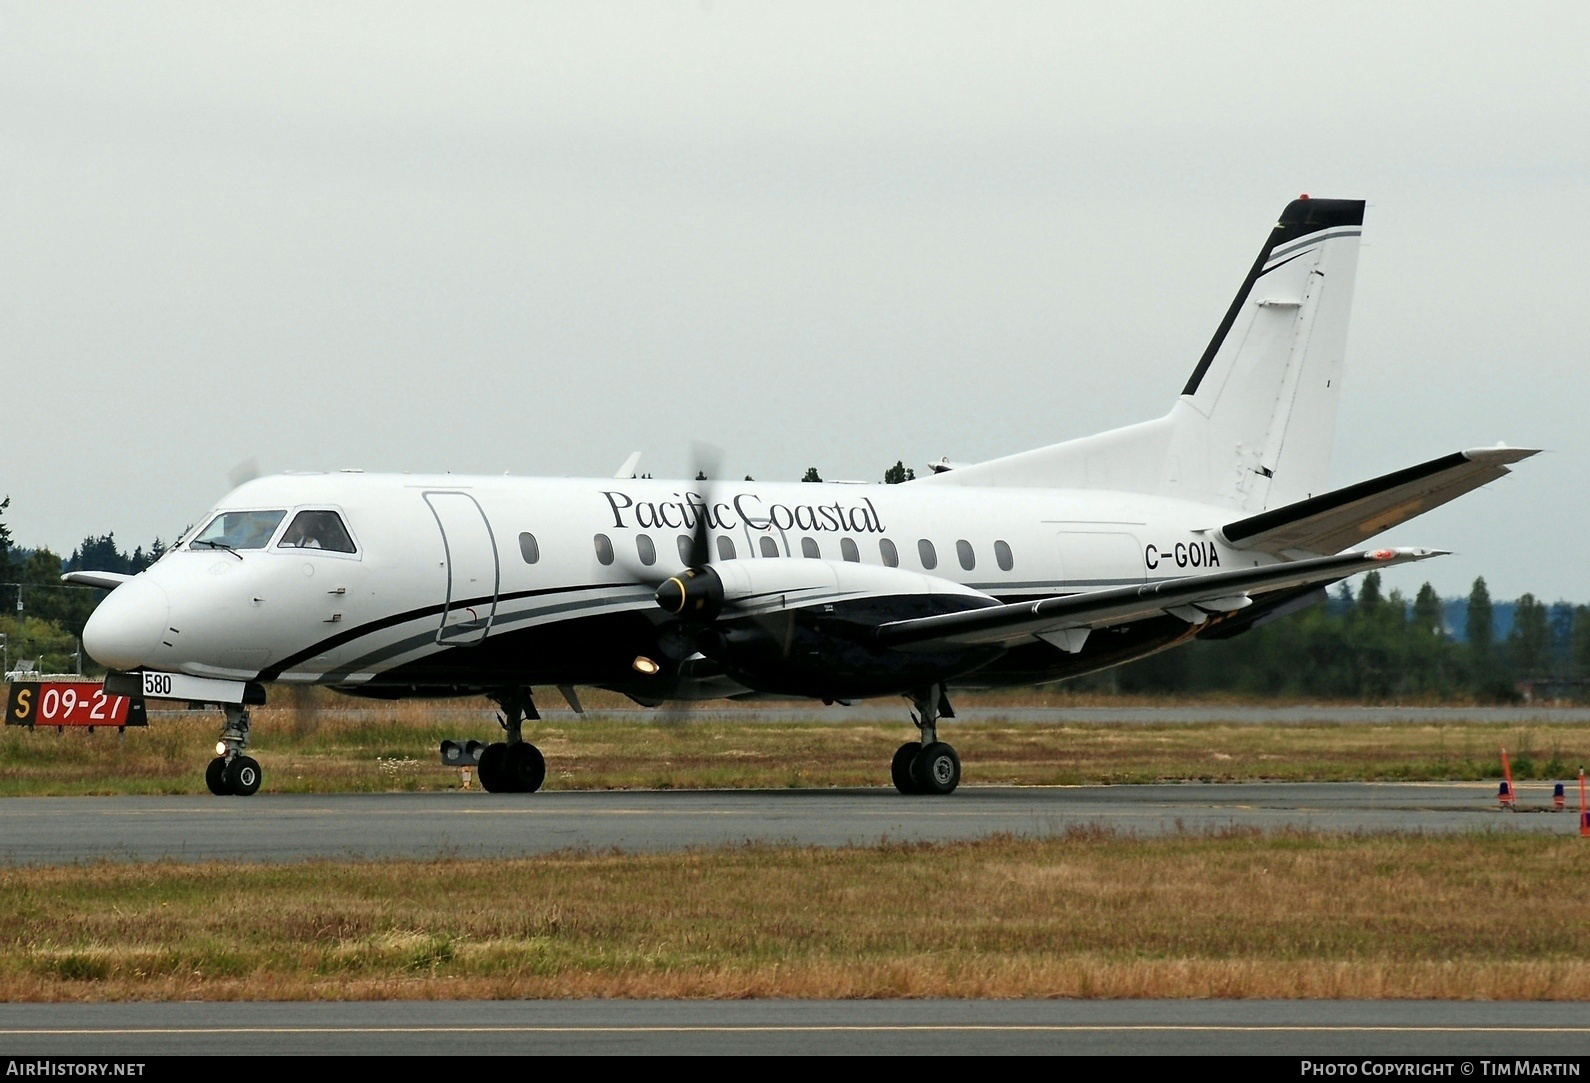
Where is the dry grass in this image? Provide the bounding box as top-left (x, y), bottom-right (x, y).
top-left (4, 831), bottom-right (1589, 1001)
top-left (1, 693), bottom-right (1587, 795)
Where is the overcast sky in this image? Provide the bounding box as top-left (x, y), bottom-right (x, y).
top-left (1, 2), bottom-right (1583, 600)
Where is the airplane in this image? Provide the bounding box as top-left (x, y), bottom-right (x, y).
top-left (70, 196), bottom-right (1536, 798)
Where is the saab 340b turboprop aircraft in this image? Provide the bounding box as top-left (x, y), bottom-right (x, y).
top-left (73, 197), bottom-right (1535, 798)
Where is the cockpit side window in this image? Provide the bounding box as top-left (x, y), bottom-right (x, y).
top-left (278, 510), bottom-right (357, 553)
top-left (192, 510), bottom-right (287, 551)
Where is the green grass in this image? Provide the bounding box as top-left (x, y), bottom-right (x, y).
top-left (5, 831), bottom-right (1589, 1001)
top-left (2, 695), bottom-right (1587, 795)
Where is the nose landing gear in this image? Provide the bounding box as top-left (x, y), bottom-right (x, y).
top-left (478, 689), bottom-right (547, 793)
top-left (892, 685), bottom-right (961, 796)
top-left (205, 704), bottom-right (263, 796)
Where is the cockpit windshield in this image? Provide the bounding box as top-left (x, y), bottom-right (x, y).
top-left (277, 510), bottom-right (357, 554)
top-left (191, 510), bottom-right (287, 551)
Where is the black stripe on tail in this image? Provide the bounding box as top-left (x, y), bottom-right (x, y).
top-left (1181, 197), bottom-right (1366, 397)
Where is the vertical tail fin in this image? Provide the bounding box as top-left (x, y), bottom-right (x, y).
top-left (923, 197), bottom-right (1364, 512)
top-left (1170, 196), bottom-right (1364, 510)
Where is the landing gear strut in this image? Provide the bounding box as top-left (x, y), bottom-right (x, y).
top-left (478, 688), bottom-right (547, 794)
top-left (891, 684), bottom-right (961, 796)
top-left (206, 704), bottom-right (263, 797)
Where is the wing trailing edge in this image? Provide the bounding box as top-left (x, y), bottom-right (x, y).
top-left (1217, 446), bottom-right (1539, 556)
top-left (874, 547), bottom-right (1442, 651)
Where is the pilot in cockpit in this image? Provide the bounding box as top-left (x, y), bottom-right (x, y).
top-left (278, 510), bottom-right (356, 553)
top-left (279, 517), bottom-right (321, 548)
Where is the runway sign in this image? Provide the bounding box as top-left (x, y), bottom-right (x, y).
top-left (5, 681), bottom-right (148, 728)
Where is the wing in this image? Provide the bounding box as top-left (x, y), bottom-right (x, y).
top-left (874, 546), bottom-right (1442, 651)
top-left (1217, 447), bottom-right (1538, 557)
top-left (61, 571), bottom-right (133, 590)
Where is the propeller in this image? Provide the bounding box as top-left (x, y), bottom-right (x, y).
top-left (227, 457), bottom-right (263, 489)
top-left (632, 443), bottom-right (803, 706)
top-left (654, 441), bottom-right (726, 621)
top-left (649, 442), bottom-right (723, 620)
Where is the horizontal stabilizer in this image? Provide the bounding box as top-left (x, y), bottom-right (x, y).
top-left (614, 451), bottom-right (642, 480)
top-left (61, 570), bottom-right (132, 591)
top-left (1217, 447), bottom-right (1539, 555)
top-left (875, 547), bottom-right (1442, 651)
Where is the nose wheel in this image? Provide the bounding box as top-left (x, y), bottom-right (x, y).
top-left (204, 704), bottom-right (264, 796)
top-left (207, 754), bottom-right (263, 796)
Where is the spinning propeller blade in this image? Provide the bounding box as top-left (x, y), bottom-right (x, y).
top-left (655, 442), bottom-right (728, 619)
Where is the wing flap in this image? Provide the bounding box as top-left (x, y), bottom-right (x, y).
top-left (1218, 447), bottom-right (1538, 556)
top-left (873, 547), bottom-right (1442, 650)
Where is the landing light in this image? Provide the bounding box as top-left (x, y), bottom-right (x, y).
top-left (632, 656), bottom-right (661, 676)
top-left (215, 741), bottom-right (228, 757)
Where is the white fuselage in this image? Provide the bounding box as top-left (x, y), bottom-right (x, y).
top-left (83, 471), bottom-right (1268, 698)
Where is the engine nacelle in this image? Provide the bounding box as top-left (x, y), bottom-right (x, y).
top-left (678, 559), bottom-right (1006, 698)
top-left (658, 557), bottom-right (995, 619)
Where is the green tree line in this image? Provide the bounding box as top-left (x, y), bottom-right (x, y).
top-left (1098, 573), bottom-right (1588, 702)
top-left (0, 497), bottom-right (170, 674)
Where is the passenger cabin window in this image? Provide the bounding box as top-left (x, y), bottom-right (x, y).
top-left (194, 509), bottom-right (287, 551)
top-left (918, 539), bottom-right (937, 570)
top-left (518, 532), bottom-right (540, 564)
top-left (759, 536), bottom-right (779, 558)
top-left (636, 534), bottom-right (657, 566)
top-left (801, 537), bottom-right (819, 559)
top-left (956, 539), bottom-right (975, 571)
top-left (594, 533), bottom-right (614, 565)
top-left (840, 538), bottom-right (859, 562)
top-left (879, 538), bottom-right (899, 567)
top-left (717, 536), bottom-right (736, 561)
top-left (995, 539), bottom-right (1014, 571)
top-left (676, 535), bottom-right (693, 564)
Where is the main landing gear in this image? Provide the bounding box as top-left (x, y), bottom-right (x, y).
top-left (891, 684), bottom-right (961, 796)
top-left (477, 688), bottom-right (547, 794)
top-left (205, 704), bottom-right (263, 796)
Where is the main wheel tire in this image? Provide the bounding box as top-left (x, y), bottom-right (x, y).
top-left (504, 742), bottom-right (547, 794)
top-left (891, 741), bottom-right (923, 795)
top-left (477, 742), bottom-right (510, 793)
top-left (205, 756), bottom-right (230, 796)
top-left (223, 755), bottom-right (262, 797)
top-left (912, 742), bottom-right (961, 796)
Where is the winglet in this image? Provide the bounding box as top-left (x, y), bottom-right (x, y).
top-left (614, 451), bottom-right (642, 480)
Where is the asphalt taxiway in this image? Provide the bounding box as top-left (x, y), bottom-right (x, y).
top-left (1, 781), bottom-right (1577, 866)
top-left (1, 999), bottom-right (1586, 1056)
top-left (7, 784), bottom-right (1584, 1057)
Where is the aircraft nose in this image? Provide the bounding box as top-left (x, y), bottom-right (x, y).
top-left (82, 577), bottom-right (171, 671)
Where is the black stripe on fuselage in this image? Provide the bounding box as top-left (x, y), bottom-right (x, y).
top-left (317, 587), bottom-right (656, 683)
top-left (256, 582), bottom-right (628, 681)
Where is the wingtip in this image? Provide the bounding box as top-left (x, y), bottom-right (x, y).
top-left (1366, 547), bottom-right (1449, 562)
top-left (1461, 445), bottom-right (1542, 464)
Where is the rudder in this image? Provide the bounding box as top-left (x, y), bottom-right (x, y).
top-left (1168, 197), bottom-right (1365, 511)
